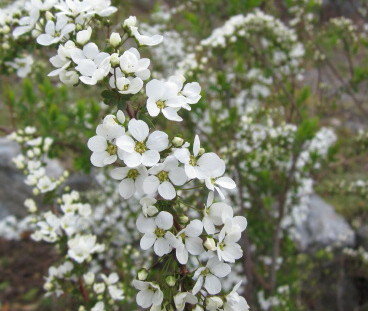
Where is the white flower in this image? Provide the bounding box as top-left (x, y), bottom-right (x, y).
top-left (101, 273), bottom-right (124, 300)
top-left (204, 176), bottom-right (236, 199)
top-left (203, 192), bottom-right (233, 234)
top-left (5, 55), bottom-right (34, 78)
top-left (167, 219), bottom-right (204, 264)
top-left (110, 69), bottom-right (143, 94)
top-left (123, 16), bottom-right (137, 28)
top-left (140, 196), bottom-right (158, 217)
top-left (132, 280), bottom-right (163, 309)
top-left (87, 112), bottom-right (125, 167)
top-left (49, 41), bottom-right (75, 78)
top-left (111, 165), bottom-right (148, 199)
top-left (146, 79), bottom-right (183, 121)
top-left (192, 257), bottom-right (231, 295)
top-left (37, 15), bottom-right (75, 46)
top-left (136, 211), bottom-right (173, 256)
top-left (91, 301), bottom-right (105, 311)
top-left (143, 156), bottom-right (187, 200)
top-left (224, 282), bottom-right (250, 311)
top-left (168, 75), bottom-right (201, 110)
top-left (174, 292), bottom-right (198, 311)
top-left (116, 119), bottom-right (168, 168)
top-left (119, 48), bottom-right (150, 80)
top-left (174, 135), bottom-right (225, 179)
top-left (67, 234), bottom-right (104, 263)
top-left (206, 296), bottom-right (223, 310)
top-left (71, 43), bottom-right (111, 85)
top-left (90, 0), bottom-right (117, 17)
top-left (216, 216), bottom-right (247, 262)
top-left (130, 26), bottom-right (163, 46)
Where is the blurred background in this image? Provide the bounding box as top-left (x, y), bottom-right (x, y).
top-left (1, 0), bottom-right (368, 310)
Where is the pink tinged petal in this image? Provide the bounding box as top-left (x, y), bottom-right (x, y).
top-left (193, 135), bottom-right (200, 156)
top-left (128, 119), bottom-right (149, 142)
top-left (141, 150), bottom-right (160, 167)
top-left (90, 152), bottom-right (108, 167)
top-left (192, 276), bottom-right (204, 295)
top-left (136, 214), bottom-right (156, 234)
top-left (83, 42), bottom-right (99, 59)
top-left (176, 245), bottom-right (189, 265)
top-left (146, 131), bottom-right (169, 152)
top-left (216, 177), bottom-right (236, 189)
top-left (154, 238), bottom-right (171, 256)
top-left (143, 175), bottom-right (160, 194)
top-left (146, 79), bottom-right (165, 99)
top-left (155, 211), bottom-right (173, 230)
top-left (186, 237), bottom-right (204, 255)
top-left (87, 135), bottom-right (107, 152)
top-left (116, 135), bottom-right (135, 152)
top-left (185, 220), bottom-right (203, 237)
top-left (123, 151), bottom-right (142, 167)
top-left (205, 275), bottom-right (221, 295)
top-left (147, 98), bottom-right (160, 117)
top-left (169, 167), bottom-right (187, 186)
top-left (118, 178), bottom-right (135, 199)
top-left (158, 181), bottom-right (176, 200)
top-left (140, 234), bottom-right (156, 250)
top-left (162, 107), bottom-right (183, 122)
top-left (136, 289), bottom-right (154, 308)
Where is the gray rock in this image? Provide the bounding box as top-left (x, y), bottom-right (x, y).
top-left (296, 194), bottom-right (355, 251)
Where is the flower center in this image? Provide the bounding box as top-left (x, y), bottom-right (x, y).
top-left (218, 242), bottom-right (225, 250)
top-left (189, 155), bottom-right (197, 166)
top-left (127, 169), bottom-right (139, 179)
top-left (154, 228), bottom-right (165, 238)
top-left (123, 84), bottom-right (129, 91)
top-left (157, 170), bottom-right (169, 182)
top-left (201, 268), bottom-right (210, 276)
top-left (156, 100), bottom-right (166, 109)
top-left (134, 141), bottom-right (147, 154)
top-left (106, 143), bottom-right (117, 155)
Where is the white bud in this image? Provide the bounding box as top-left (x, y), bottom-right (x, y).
top-left (138, 268), bottom-right (148, 281)
top-left (109, 32), bottom-right (121, 47)
top-left (123, 16), bottom-right (137, 28)
top-left (76, 27), bottom-right (92, 45)
top-left (146, 205), bottom-right (158, 217)
top-left (44, 282), bottom-right (53, 291)
top-left (110, 53), bottom-right (120, 67)
top-left (83, 272), bottom-right (95, 285)
top-left (198, 147), bottom-right (205, 156)
top-left (165, 275), bottom-right (176, 287)
top-left (206, 296), bottom-right (223, 309)
top-left (3, 25), bottom-right (10, 34)
top-left (204, 237), bottom-right (216, 251)
top-left (172, 137), bottom-right (184, 147)
top-left (179, 215), bottom-right (189, 224)
top-left (93, 283), bottom-right (106, 294)
top-left (2, 42), bottom-right (10, 50)
top-left (45, 11), bottom-right (54, 21)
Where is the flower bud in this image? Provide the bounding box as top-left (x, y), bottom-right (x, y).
top-left (76, 27), bottom-right (92, 45)
top-left (165, 275), bottom-right (176, 287)
top-left (93, 283), bottom-right (105, 294)
top-left (45, 11), bottom-right (54, 21)
top-left (2, 42), bottom-right (10, 50)
top-left (172, 137), bottom-right (184, 147)
top-left (83, 272), bottom-right (95, 285)
top-left (78, 306), bottom-right (86, 311)
top-left (193, 306), bottom-right (204, 311)
top-left (198, 147), bottom-right (205, 156)
top-left (146, 205), bottom-right (158, 217)
top-left (109, 32), bottom-right (121, 47)
top-left (110, 53), bottom-right (120, 67)
top-left (138, 268), bottom-right (148, 281)
top-left (179, 215), bottom-right (189, 224)
top-left (204, 237), bottom-right (217, 251)
top-left (123, 16), bottom-right (137, 28)
top-left (44, 282), bottom-right (53, 291)
top-left (3, 25), bottom-right (10, 34)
